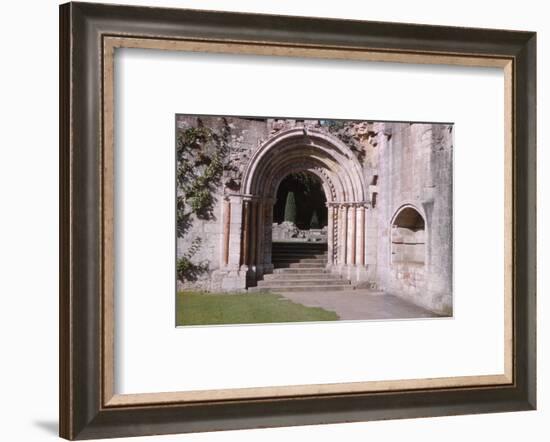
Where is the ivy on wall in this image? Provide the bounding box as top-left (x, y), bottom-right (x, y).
top-left (176, 118), bottom-right (231, 282)
top-left (323, 120), bottom-right (375, 164)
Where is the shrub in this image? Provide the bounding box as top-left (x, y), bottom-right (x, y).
top-left (284, 192), bottom-right (297, 224)
top-left (310, 210), bottom-right (320, 229)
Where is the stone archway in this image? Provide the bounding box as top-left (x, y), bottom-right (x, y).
top-left (218, 127), bottom-right (370, 289)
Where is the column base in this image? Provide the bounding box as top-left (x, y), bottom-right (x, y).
top-left (212, 267), bottom-right (248, 292)
top-left (329, 264), bottom-right (373, 285)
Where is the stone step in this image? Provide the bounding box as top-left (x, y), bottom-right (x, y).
top-left (272, 245), bottom-right (328, 251)
top-left (272, 250), bottom-right (327, 256)
top-left (263, 272), bottom-right (340, 281)
top-left (271, 257), bottom-right (327, 263)
top-left (271, 252), bottom-right (327, 258)
top-left (258, 278), bottom-right (349, 287)
top-left (274, 262), bottom-right (328, 269)
top-left (249, 284), bottom-right (354, 293)
top-left (272, 258), bottom-right (327, 264)
top-left (273, 267), bottom-right (327, 274)
top-left (272, 246), bottom-right (327, 251)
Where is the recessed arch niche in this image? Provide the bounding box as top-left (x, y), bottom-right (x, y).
top-left (390, 205), bottom-right (426, 265)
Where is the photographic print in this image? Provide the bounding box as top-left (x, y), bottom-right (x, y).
top-left (176, 115), bottom-right (453, 326)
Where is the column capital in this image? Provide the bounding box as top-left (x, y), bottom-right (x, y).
top-left (223, 193), bottom-right (248, 204)
top-left (327, 201), bottom-right (370, 208)
top-left (224, 193), bottom-right (270, 203)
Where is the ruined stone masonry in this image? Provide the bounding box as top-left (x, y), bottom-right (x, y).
top-left (176, 116), bottom-right (453, 315)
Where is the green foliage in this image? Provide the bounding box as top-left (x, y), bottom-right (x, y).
top-left (323, 119), bottom-right (345, 132)
top-left (176, 237), bottom-right (208, 282)
top-left (176, 118), bottom-right (231, 283)
top-left (274, 172), bottom-right (327, 229)
top-left (176, 257), bottom-right (207, 282)
top-left (178, 126), bottom-right (211, 148)
top-left (176, 120), bottom-right (230, 221)
top-left (284, 191), bottom-right (297, 223)
top-left (310, 210), bottom-right (320, 229)
top-left (176, 291), bottom-right (339, 326)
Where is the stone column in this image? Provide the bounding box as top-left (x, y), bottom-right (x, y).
top-left (341, 204), bottom-right (348, 265)
top-left (255, 199), bottom-right (264, 270)
top-left (333, 205), bottom-right (339, 264)
top-left (240, 199), bottom-right (250, 268)
top-left (359, 205), bottom-right (366, 266)
top-left (249, 200), bottom-right (257, 267)
top-left (219, 195), bottom-right (246, 292)
top-left (228, 196), bottom-right (243, 269)
top-left (221, 197), bottom-right (231, 267)
top-left (326, 204), bottom-right (334, 265)
top-left (350, 204), bottom-right (356, 265)
top-left (263, 202), bottom-right (274, 271)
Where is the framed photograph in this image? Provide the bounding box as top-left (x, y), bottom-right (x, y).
top-left (59, 2), bottom-right (536, 440)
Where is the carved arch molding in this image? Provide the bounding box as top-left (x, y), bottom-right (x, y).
top-left (220, 127), bottom-right (370, 287)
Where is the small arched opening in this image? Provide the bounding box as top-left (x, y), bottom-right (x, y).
top-left (391, 206), bottom-right (426, 265)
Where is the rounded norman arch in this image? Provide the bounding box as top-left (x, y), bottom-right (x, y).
top-left (236, 127), bottom-right (370, 284)
top-left (241, 127), bottom-right (367, 203)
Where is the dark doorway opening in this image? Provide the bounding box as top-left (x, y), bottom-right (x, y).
top-left (273, 173), bottom-right (327, 229)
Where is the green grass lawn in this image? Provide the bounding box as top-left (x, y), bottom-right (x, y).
top-left (176, 291), bottom-right (339, 326)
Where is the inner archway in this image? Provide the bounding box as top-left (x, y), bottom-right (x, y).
top-left (270, 172), bottom-right (329, 270)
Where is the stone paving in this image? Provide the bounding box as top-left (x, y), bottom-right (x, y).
top-left (276, 289), bottom-right (443, 320)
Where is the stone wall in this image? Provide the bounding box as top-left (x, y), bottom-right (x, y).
top-left (176, 116), bottom-right (269, 291)
top-left (370, 123), bottom-right (453, 315)
top-left (176, 115), bottom-right (453, 314)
